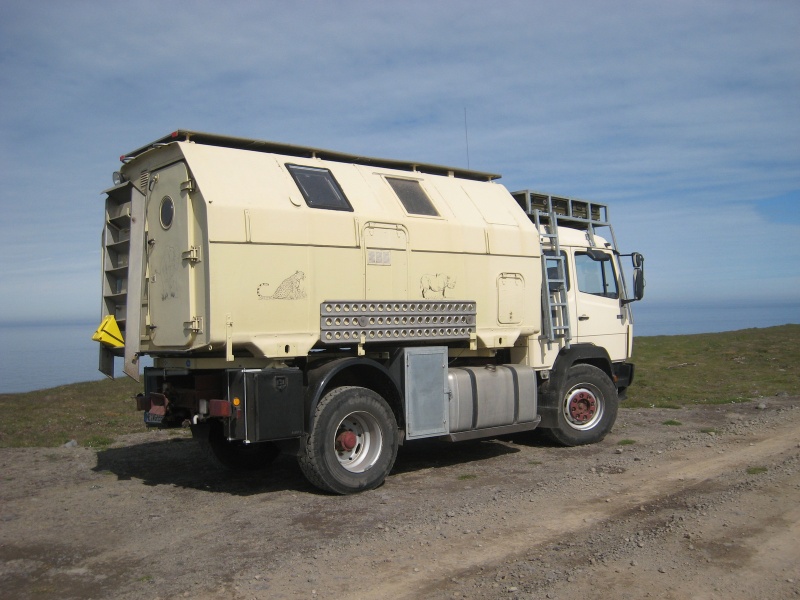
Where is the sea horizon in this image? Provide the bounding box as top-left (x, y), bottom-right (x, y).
top-left (1, 300), bottom-right (797, 394)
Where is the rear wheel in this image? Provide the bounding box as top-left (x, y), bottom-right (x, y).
top-left (544, 364), bottom-right (618, 446)
top-left (299, 386), bottom-right (398, 494)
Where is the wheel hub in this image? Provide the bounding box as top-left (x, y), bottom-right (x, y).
top-left (336, 431), bottom-right (358, 452)
top-left (568, 390), bottom-right (597, 424)
top-left (333, 411), bottom-right (383, 473)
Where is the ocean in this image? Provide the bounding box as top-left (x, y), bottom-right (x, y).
top-left (0, 301), bottom-right (798, 394)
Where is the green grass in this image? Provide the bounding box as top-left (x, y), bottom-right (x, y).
top-left (627, 325), bottom-right (799, 408)
top-left (746, 466), bottom-right (768, 475)
top-left (0, 325), bottom-right (797, 448)
top-left (618, 439), bottom-right (636, 446)
top-left (457, 474), bottom-right (477, 481)
top-left (0, 378), bottom-right (143, 448)
top-left (662, 419), bottom-right (682, 426)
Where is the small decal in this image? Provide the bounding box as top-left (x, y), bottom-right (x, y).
top-left (367, 249), bottom-right (391, 266)
top-left (258, 271), bottom-right (307, 300)
top-left (420, 273), bottom-right (456, 299)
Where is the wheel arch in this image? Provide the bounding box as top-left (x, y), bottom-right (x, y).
top-left (538, 344), bottom-right (613, 428)
top-left (305, 357), bottom-right (404, 433)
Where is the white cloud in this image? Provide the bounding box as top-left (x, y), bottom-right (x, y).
top-left (0, 0), bottom-right (798, 322)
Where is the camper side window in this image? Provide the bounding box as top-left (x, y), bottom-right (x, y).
top-left (286, 164), bottom-right (353, 211)
top-left (386, 177), bottom-right (439, 216)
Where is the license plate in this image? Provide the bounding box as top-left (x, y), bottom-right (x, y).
top-left (143, 411), bottom-right (164, 425)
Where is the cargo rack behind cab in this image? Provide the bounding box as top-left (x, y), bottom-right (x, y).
top-left (511, 190), bottom-right (614, 247)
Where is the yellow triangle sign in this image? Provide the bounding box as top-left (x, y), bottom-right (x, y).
top-left (92, 315), bottom-right (125, 348)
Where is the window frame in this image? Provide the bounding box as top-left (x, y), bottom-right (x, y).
top-left (286, 163), bottom-right (353, 212)
top-left (384, 176), bottom-right (440, 217)
top-left (574, 251), bottom-right (619, 299)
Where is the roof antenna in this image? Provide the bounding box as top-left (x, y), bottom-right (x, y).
top-left (464, 107), bottom-right (471, 169)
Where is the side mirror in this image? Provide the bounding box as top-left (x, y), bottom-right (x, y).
top-left (621, 252), bottom-right (645, 304)
top-left (632, 268), bottom-right (645, 301)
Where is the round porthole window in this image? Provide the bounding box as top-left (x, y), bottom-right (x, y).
top-left (160, 196), bottom-right (174, 229)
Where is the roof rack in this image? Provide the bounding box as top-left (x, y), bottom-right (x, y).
top-left (121, 130), bottom-right (502, 183)
top-left (511, 190), bottom-right (610, 230)
top-left (512, 189), bottom-right (620, 253)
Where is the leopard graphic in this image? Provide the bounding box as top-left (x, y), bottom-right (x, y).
top-left (257, 271), bottom-right (307, 300)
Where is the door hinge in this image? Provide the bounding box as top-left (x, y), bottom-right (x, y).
top-left (184, 316), bottom-right (203, 333)
top-left (182, 246), bottom-right (201, 263)
top-left (180, 179), bottom-right (195, 193)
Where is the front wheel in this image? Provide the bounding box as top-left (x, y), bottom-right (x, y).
top-left (299, 386), bottom-right (398, 494)
top-left (543, 364), bottom-right (619, 446)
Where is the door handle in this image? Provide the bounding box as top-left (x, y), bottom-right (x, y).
top-left (578, 314), bottom-right (590, 321)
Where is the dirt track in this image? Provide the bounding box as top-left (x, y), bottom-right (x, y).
top-left (1, 397), bottom-right (798, 600)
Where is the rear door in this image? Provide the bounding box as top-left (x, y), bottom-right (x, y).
top-left (145, 162), bottom-right (199, 347)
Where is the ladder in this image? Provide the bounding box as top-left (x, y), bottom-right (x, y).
top-left (98, 180), bottom-right (147, 379)
top-left (533, 196), bottom-right (572, 348)
top-left (511, 190), bottom-right (627, 348)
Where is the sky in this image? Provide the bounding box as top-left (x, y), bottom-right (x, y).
top-left (0, 0), bottom-right (798, 326)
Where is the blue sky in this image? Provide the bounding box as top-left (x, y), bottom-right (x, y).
top-left (1, 0), bottom-right (798, 325)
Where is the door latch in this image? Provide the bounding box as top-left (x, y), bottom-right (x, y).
top-left (181, 246), bottom-right (201, 263)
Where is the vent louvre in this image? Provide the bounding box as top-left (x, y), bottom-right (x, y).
top-left (319, 301), bottom-right (476, 345)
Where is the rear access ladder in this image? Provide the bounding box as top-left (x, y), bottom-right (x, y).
top-left (98, 180), bottom-right (147, 379)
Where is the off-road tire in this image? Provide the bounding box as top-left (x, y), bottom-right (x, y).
top-left (298, 386), bottom-right (398, 495)
top-left (543, 363), bottom-right (619, 446)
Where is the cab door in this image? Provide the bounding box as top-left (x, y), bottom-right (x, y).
top-left (145, 162), bottom-right (199, 347)
top-left (571, 250), bottom-right (629, 360)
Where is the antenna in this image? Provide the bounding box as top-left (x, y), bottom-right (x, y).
top-left (464, 107), bottom-right (470, 169)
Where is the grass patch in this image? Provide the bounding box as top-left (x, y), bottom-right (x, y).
top-left (0, 325), bottom-right (797, 448)
top-left (746, 466), bottom-right (768, 475)
top-left (457, 474), bottom-right (477, 481)
top-left (618, 439), bottom-right (636, 446)
top-left (662, 419), bottom-right (682, 426)
top-left (83, 435), bottom-right (114, 449)
top-left (627, 325), bottom-right (799, 408)
top-left (0, 378), bottom-right (143, 448)
top-left (700, 428), bottom-right (717, 434)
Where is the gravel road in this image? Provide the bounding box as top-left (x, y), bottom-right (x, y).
top-left (1, 397), bottom-right (798, 600)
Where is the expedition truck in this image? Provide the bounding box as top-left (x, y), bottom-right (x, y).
top-left (93, 130), bottom-right (645, 494)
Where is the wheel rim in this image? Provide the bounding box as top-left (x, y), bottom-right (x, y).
top-left (333, 411), bottom-right (383, 473)
top-left (562, 384), bottom-right (604, 431)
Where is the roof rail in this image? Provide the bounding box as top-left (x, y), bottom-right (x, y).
top-left (121, 130), bottom-right (502, 182)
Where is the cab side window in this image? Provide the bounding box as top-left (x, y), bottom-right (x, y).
top-left (575, 252), bottom-right (618, 299)
top-left (544, 250), bottom-right (569, 291)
